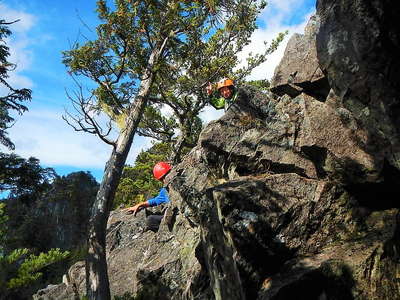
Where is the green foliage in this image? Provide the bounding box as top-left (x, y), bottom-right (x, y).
top-left (0, 153), bottom-right (57, 252)
top-left (113, 142), bottom-right (171, 209)
top-left (138, 105), bottom-right (177, 142)
top-left (0, 248), bottom-right (69, 294)
top-left (246, 79), bottom-right (270, 91)
top-left (7, 248), bottom-right (70, 289)
top-left (63, 0), bottom-right (217, 125)
top-left (6, 171), bottom-right (98, 252)
top-left (43, 171), bottom-right (98, 210)
top-left (0, 203), bottom-right (8, 252)
top-left (1, 161), bottom-right (96, 298)
top-left (0, 20), bottom-right (31, 150)
top-left (69, 243), bottom-right (88, 264)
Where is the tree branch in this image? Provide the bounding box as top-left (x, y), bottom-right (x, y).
top-left (63, 81), bottom-right (116, 146)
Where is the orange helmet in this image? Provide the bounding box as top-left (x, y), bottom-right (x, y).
top-left (153, 162), bottom-right (171, 180)
top-left (217, 78), bottom-right (234, 90)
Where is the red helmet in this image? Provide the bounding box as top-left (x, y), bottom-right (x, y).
top-left (153, 162), bottom-right (171, 180)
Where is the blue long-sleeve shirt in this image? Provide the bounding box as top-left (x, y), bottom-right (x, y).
top-left (146, 187), bottom-right (170, 207)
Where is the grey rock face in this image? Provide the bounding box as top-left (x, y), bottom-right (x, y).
top-left (271, 15), bottom-right (330, 101)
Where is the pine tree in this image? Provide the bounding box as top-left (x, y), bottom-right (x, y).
top-left (0, 153), bottom-right (56, 202)
top-left (0, 20), bottom-right (31, 150)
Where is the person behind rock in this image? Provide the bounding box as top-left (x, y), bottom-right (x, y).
top-left (206, 78), bottom-right (238, 110)
top-left (124, 161), bottom-right (171, 232)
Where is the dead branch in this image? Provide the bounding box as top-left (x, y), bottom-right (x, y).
top-left (63, 79), bottom-right (116, 147)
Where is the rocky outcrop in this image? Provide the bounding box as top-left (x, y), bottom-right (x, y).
top-left (270, 15), bottom-right (330, 101)
top-left (34, 1), bottom-right (400, 299)
top-left (33, 171), bottom-right (98, 251)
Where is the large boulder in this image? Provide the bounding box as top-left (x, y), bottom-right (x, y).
top-left (34, 205), bottom-right (207, 300)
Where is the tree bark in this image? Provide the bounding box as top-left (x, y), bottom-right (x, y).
top-left (85, 38), bottom-right (169, 300)
top-left (170, 132), bottom-right (185, 164)
top-left (170, 120), bottom-right (191, 164)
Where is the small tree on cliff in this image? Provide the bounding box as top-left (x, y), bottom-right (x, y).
top-left (62, 1), bottom-right (272, 299)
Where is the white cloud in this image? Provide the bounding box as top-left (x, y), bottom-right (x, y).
top-left (1, 4), bottom-right (36, 89)
top-left (4, 108), bottom-right (110, 167)
top-left (126, 136), bottom-right (154, 165)
top-left (2, 107), bottom-right (153, 169)
top-left (160, 103), bottom-right (174, 118)
top-left (237, 1), bottom-right (315, 80)
top-left (0, 4), bottom-right (36, 33)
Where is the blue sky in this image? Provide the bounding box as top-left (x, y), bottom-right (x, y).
top-left (1, 0), bottom-right (316, 183)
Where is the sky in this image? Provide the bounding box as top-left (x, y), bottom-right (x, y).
top-left (1, 0), bottom-right (316, 183)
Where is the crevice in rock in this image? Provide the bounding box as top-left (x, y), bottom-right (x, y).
top-left (135, 267), bottom-right (171, 300)
top-left (270, 78), bottom-right (330, 102)
top-left (106, 221), bottom-right (123, 251)
top-left (166, 207), bottom-right (179, 232)
top-left (203, 144), bottom-right (309, 179)
top-left (270, 83), bottom-right (303, 98)
top-left (268, 261), bottom-right (355, 300)
top-left (232, 221), bottom-right (296, 300)
top-left (300, 145), bottom-right (328, 178)
top-left (226, 155), bottom-right (309, 178)
top-left (382, 213), bottom-right (400, 263)
top-left (296, 77), bottom-right (331, 102)
top-left (106, 220), bottom-right (122, 234)
top-left (211, 181), bottom-right (297, 299)
top-left (345, 160), bottom-right (400, 210)
top-left (267, 161), bottom-right (309, 177)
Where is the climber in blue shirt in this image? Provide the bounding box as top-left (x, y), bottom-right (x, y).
top-left (146, 186), bottom-right (169, 207)
top-left (125, 162), bottom-right (171, 232)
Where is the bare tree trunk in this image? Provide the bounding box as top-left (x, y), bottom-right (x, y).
top-left (170, 133), bottom-right (185, 164)
top-left (85, 38), bottom-right (169, 300)
top-left (170, 120), bottom-right (191, 164)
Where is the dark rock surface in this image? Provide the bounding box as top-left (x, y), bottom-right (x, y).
top-left (270, 15), bottom-right (330, 101)
top-left (34, 1), bottom-right (400, 299)
top-left (316, 0), bottom-right (400, 175)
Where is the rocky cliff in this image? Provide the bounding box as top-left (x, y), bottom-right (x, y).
top-left (34, 0), bottom-right (400, 299)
